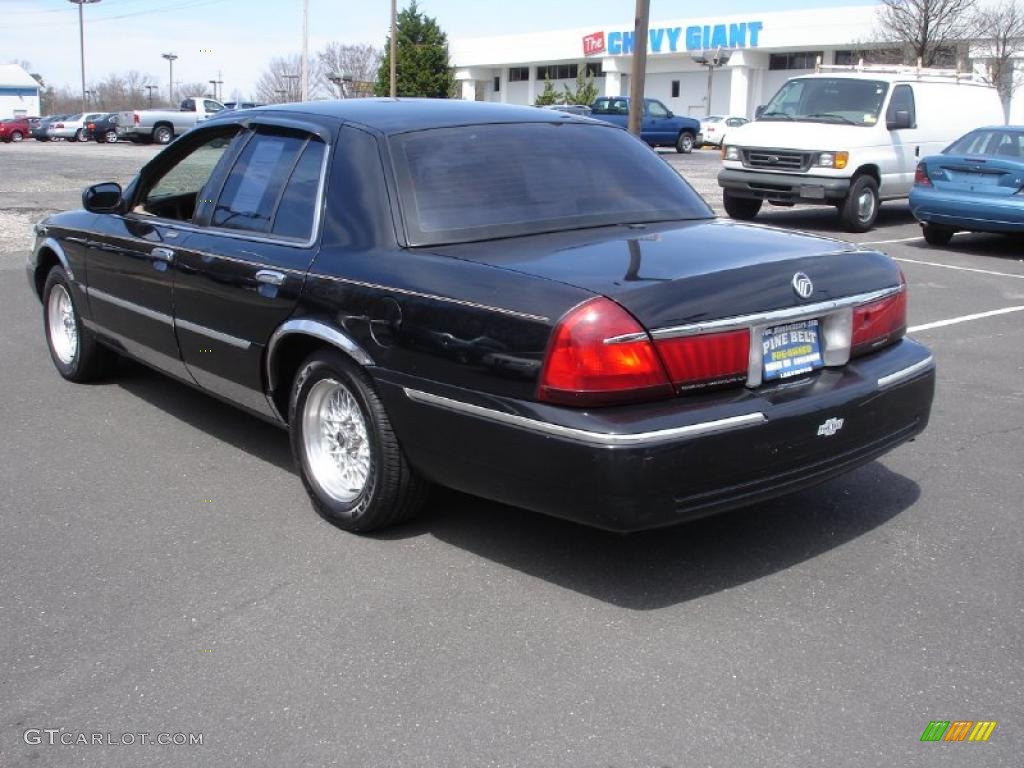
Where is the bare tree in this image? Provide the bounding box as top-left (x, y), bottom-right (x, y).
top-left (254, 54), bottom-right (321, 103)
top-left (876, 0), bottom-right (979, 66)
top-left (973, 0), bottom-right (1024, 120)
top-left (317, 43), bottom-right (381, 97)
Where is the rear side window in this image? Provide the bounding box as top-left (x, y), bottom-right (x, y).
top-left (212, 130), bottom-right (324, 239)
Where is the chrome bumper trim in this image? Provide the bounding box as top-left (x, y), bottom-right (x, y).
top-left (403, 388), bottom-right (767, 447)
top-left (877, 356), bottom-right (934, 389)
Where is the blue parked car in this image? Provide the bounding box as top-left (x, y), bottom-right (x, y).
top-left (909, 125), bottom-right (1024, 245)
top-left (589, 96), bottom-right (702, 153)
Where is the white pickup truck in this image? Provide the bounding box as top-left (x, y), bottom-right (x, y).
top-left (117, 97), bottom-right (225, 144)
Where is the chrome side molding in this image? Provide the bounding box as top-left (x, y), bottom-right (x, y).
top-left (877, 356), bottom-right (934, 389)
top-left (403, 387), bottom-right (767, 447)
top-left (265, 318), bottom-right (375, 392)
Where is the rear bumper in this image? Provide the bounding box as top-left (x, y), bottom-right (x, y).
top-left (377, 339), bottom-right (935, 532)
top-left (719, 169), bottom-right (851, 204)
top-left (909, 187), bottom-right (1024, 233)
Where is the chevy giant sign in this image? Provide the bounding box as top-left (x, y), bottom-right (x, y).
top-left (583, 21), bottom-right (763, 56)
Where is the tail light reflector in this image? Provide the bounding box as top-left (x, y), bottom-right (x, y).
top-left (133, 112), bottom-right (140, 125)
top-left (537, 297), bottom-right (673, 407)
top-left (852, 274), bottom-right (907, 356)
top-left (914, 162), bottom-right (932, 187)
top-left (655, 330), bottom-right (750, 390)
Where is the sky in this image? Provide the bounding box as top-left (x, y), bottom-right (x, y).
top-left (2, 0), bottom-right (874, 98)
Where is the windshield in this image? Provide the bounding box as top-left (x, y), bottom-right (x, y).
top-left (390, 122), bottom-right (713, 246)
top-left (946, 129), bottom-right (1024, 157)
top-left (760, 78), bottom-right (889, 126)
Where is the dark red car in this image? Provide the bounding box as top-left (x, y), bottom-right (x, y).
top-left (0, 116), bottom-right (33, 143)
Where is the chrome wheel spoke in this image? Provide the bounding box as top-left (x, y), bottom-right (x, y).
top-left (47, 284), bottom-right (78, 365)
top-left (301, 378), bottom-right (372, 503)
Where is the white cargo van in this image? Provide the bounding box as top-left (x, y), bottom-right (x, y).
top-left (717, 65), bottom-right (1004, 232)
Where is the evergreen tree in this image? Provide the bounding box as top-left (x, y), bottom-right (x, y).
top-left (375, 1), bottom-right (454, 98)
top-left (562, 71), bottom-right (598, 105)
top-left (534, 78), bottom-right (561, 106)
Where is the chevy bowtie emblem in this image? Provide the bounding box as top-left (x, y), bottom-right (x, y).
top-left (817, 417), bottom-right (845, 437)
top-left (792, 272), bottom-right (814, 299)
top-left (767, 155), bottom-right (779, 163)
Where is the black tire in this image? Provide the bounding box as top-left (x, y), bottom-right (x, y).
top-left (153, 125), bottom-right (173, 145)
top-left (74, 128), bottom-right (86, 142)
top-left (922, 223), bottom-right (954, 246)
top-left (838, 174), bottom-right (879, 233)
top-left (675, 131), bottom-right (695, 154)
top-left (34, 137), bottom-right (50, 142)
top-left (289, 349), bottom-right (428, 532)
top-left (11, 131), bottom-right (23, 142)
top-left (42, 267), bottom-right (118, 383)
top-left (103, 130), bottom-right (117, 143)
top-left (723, 192), bottom-right (762, 220)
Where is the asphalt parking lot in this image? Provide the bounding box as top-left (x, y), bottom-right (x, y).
top-left (1, 140), bottom-right (1021, 767)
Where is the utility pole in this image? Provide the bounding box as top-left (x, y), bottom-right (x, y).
top-left (162, 53), bottom-right (178, 105)
top-left (627, 0), bottom-right (650, 136)
top-left (389, 0), bottom-right (397, 97)
top-left (68, 0), bottom-right (102, 112)
top-left (145, 84), bottom-right (157, 107)
top-left (300, 0), bottom-right (310, 101)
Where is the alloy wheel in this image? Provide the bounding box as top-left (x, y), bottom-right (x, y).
top-left (301, 378), bottom-right (372, 503)
top-left (47, 284), bottom-right (78, 365)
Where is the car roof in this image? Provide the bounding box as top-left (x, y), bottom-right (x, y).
top-left (254, 98), bottom-right (589, 134)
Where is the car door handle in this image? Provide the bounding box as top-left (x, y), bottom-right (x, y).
top-left (151, 247), bottom-right (175, 262)
top-left (255, 269), bottom-right (286, 286)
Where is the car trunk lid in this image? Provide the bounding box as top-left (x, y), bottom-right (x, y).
top-left (425, 219), bottom-right (900, 332)
top-left (926, 154), bottom-right (1024, 197)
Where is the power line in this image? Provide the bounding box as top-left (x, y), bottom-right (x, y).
top-left (9, 0), bottom-right (234, 27)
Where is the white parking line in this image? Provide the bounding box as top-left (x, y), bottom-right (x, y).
top-left (860, 235), bottom-right (924, 245)
top-left (893, 257), bottom-right (1024, 280)
top-left (908, 306), bottom-right (1024, 333)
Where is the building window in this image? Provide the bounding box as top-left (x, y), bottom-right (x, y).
top-left (584, 62), bottom-right (604, 78)
top-left (536, 64), bottom-right (578, 81)
top-left (493, 76), bottom-right (500, 92)
top-left (671, 80), bottom-right (680, 98)
top-left (769, 51), bottom-right (823, 71)
top-left (508, 66), bottom-right (529, 82)
top-left (835, 48), bottom-right (906, 66)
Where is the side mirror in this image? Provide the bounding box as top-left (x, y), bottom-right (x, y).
top-left (82, 182), bottom-right (123, 213)
top-left (755, 105), bottom-right (766, 119)
top-left (887, 110), bottom-right (912, 130)
top-left (665, 110), bottom-right (674, 118)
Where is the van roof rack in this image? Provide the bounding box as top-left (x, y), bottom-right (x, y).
top-left (814, 61), bottom-right (986, 83)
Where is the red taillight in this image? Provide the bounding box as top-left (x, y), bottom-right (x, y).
top-left (914, 162), bottom-right (931, 187)
top-left (852, 275), bottom-right (907, 356)
top-left (133, 112), bottom-right (140, 125)
top-left (87, 123), bottom-right (95, 129)
top-left (537, 297), bottom-right (673, 406)
top-left (655, 330), bottom-right (750, 390)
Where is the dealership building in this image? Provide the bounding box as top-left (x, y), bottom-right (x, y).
top-left (450, 5), bottom-right (1023, 123)
top-left (0, 64), bottom-right (41, 120)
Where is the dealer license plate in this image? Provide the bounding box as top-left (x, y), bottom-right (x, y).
top-left (762, 319), bottom-right (823, 381)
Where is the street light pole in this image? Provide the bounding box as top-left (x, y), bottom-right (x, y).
top-left (389, 0), bottom-right (397, 97)
top-left (162, 53), bottom-right (178, 105)
top-left (68, 0), bottom-right (102, 112)
top-left (300, 0), bottom-right (310, 101)
top-left (283, 74), bottom-right (300, 102)
top-left (145, 84), bottom-right (157, 107)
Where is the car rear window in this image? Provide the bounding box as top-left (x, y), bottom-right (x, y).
top-left (946, 129), bottom-right (1024, 157)
top-left (390, 122), bottom-right (712, 246)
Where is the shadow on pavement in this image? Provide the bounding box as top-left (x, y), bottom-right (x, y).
top-left (383, 461), bottom-right (920, 611)
top-left (110, 358), bottom-right (920, 612)
top-left (750, 201), bottom-right (917, 235)
top-left (113, 360), bottom-right (294, 472)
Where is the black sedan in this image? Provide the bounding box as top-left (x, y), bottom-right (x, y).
top-left (84, 112), bottom-right (120, 143)
top-left (26, 100), bottom-right (935, 532)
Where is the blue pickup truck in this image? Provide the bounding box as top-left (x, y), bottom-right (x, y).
top-left (589, 97), bottom-right (702, 153)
